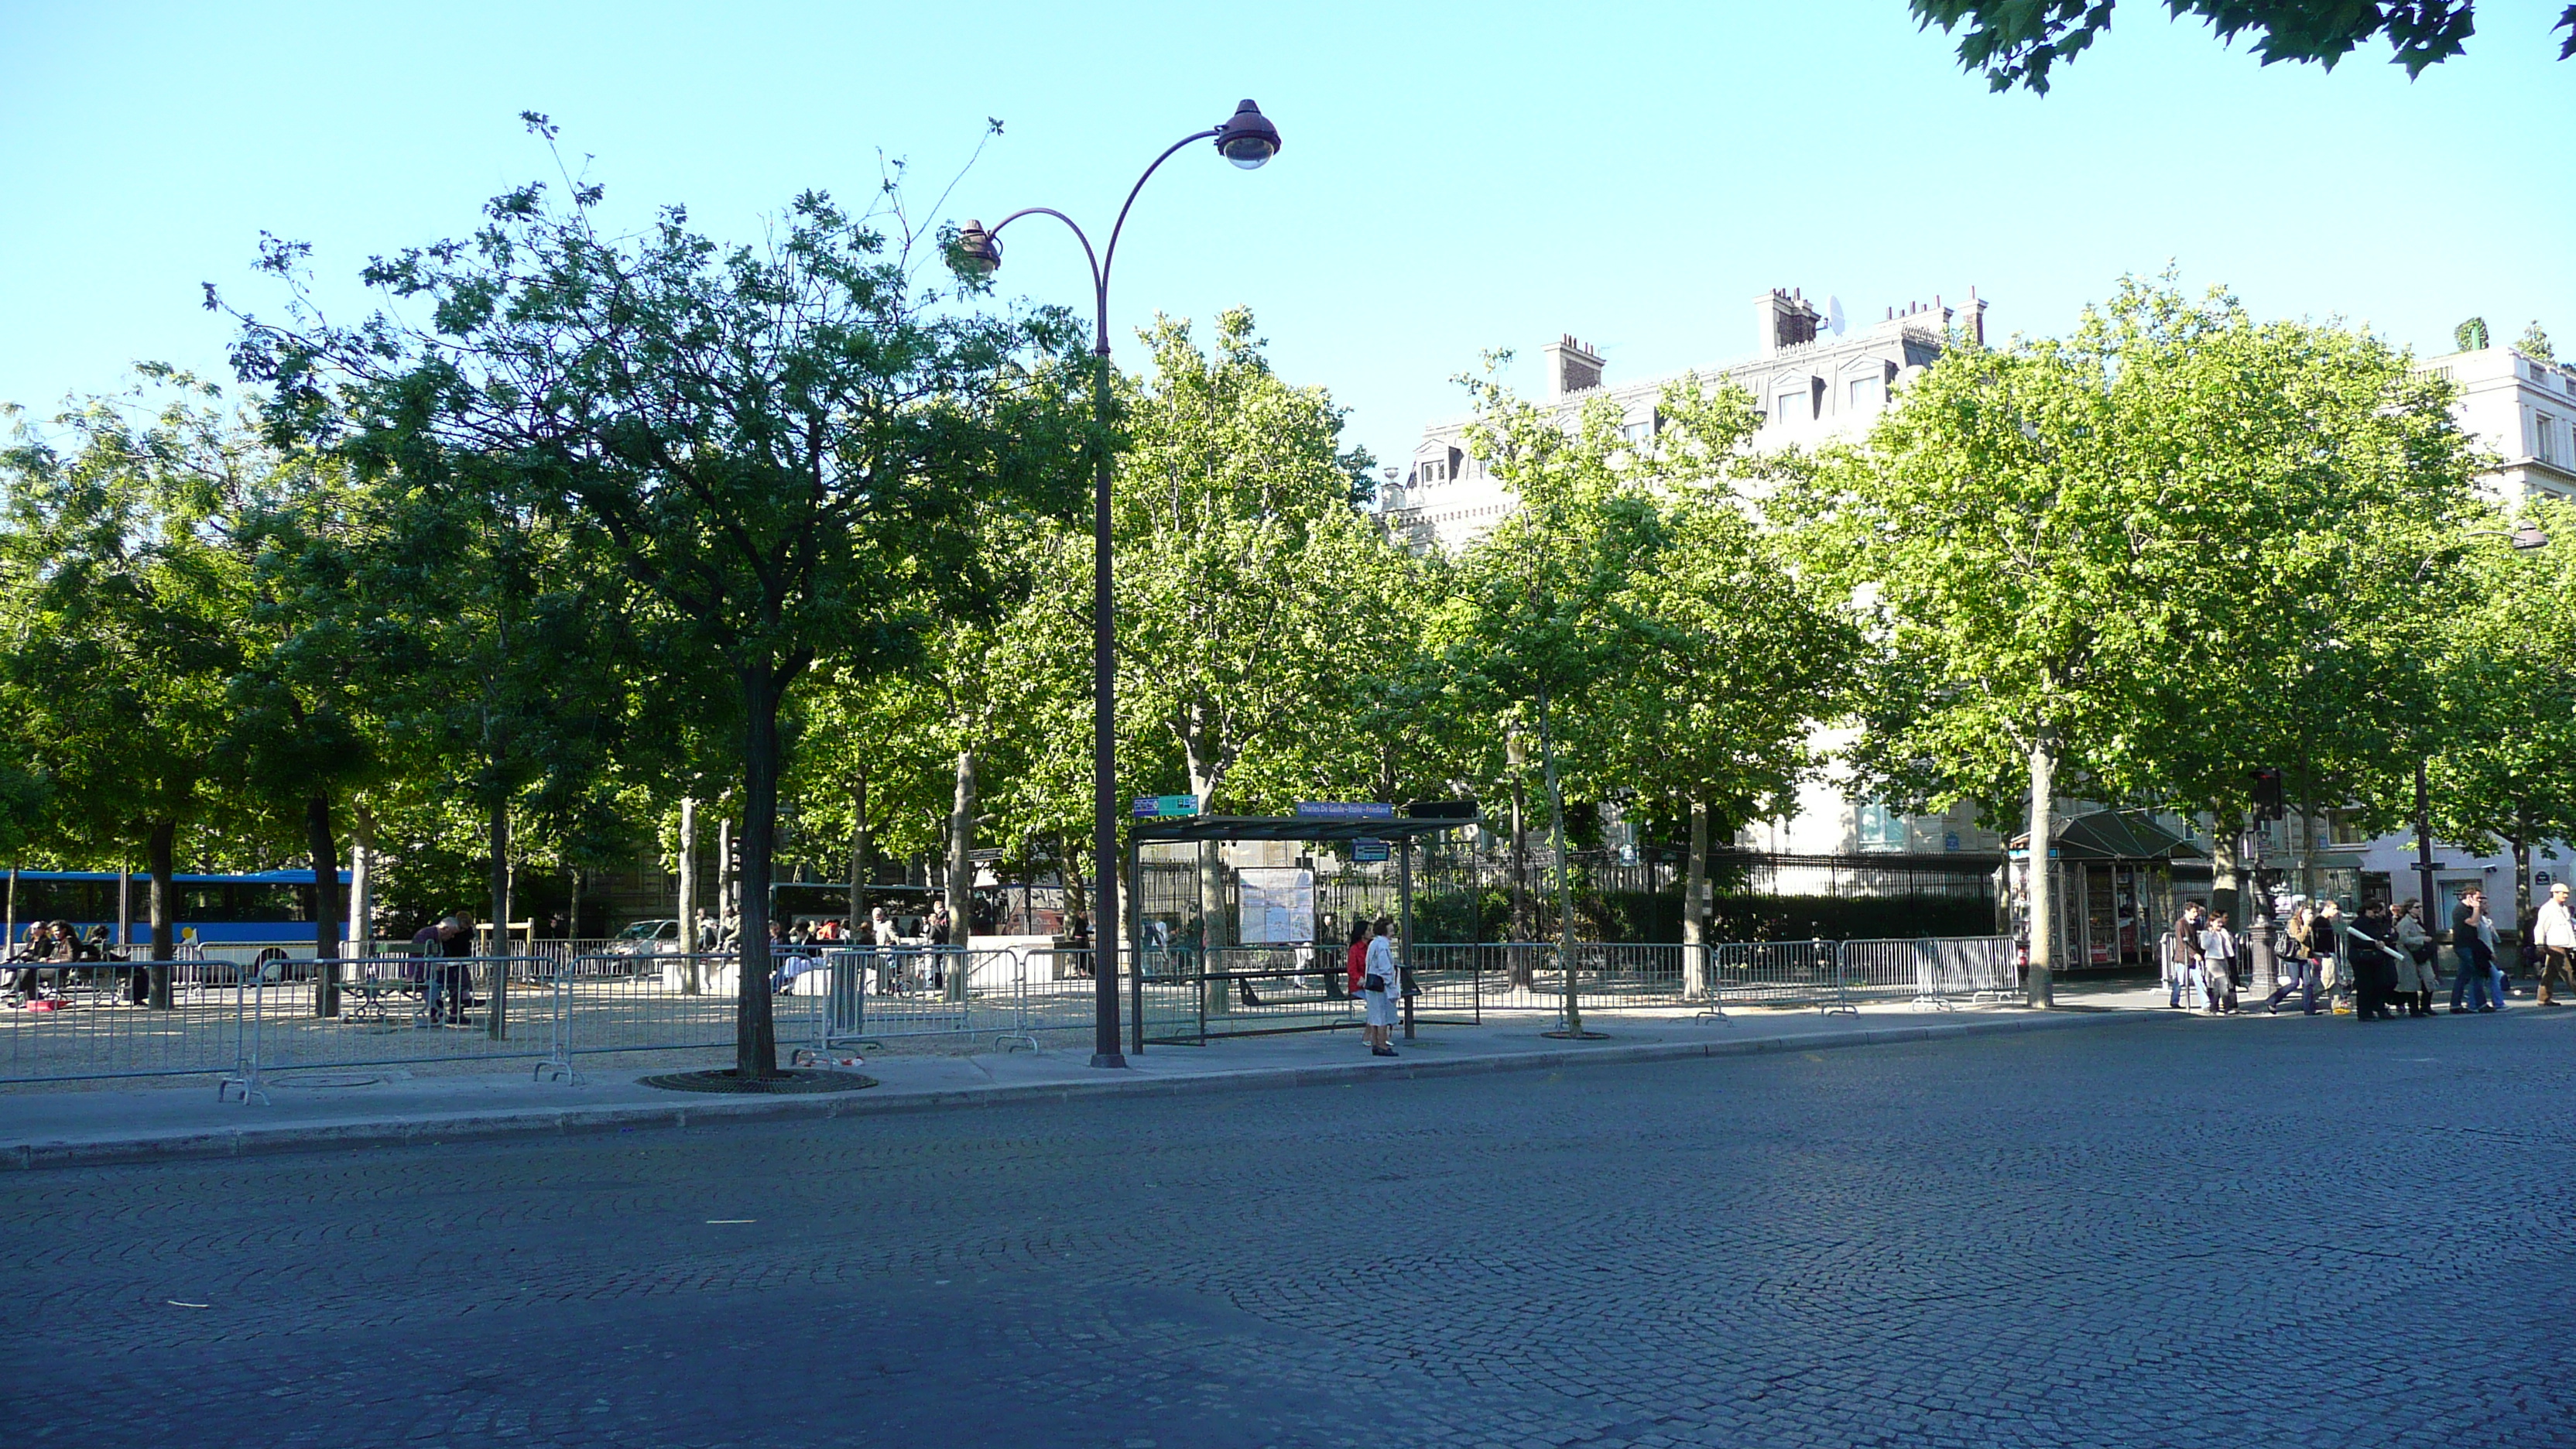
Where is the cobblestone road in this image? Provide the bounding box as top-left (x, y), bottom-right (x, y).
top-left (4, 1010), bottom-right (2571, 1447)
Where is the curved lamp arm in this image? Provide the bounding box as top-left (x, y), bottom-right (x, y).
top-left (982, 128), bottom-right (1220, 355)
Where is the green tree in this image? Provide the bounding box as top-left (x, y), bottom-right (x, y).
top-left (1444, 371), bottom-right (1857, 993)
top-left (1910, 0), bottom-right (2571, 94)
top-left (2518, 321), bottom-right (2555, 361)
top-left (0, 375), bottom-right (255, 996)
top-left (1083, 309), bottom-right (1392, 957)
top-left (2426, 498), bottom-right (2576, 927)
top-left (1791, 275), bottom-right (2477, 1002)
top-left (227, 118), bottom-right (1087, 1077)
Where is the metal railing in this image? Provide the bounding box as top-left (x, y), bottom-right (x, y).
top-left (0, 936), bottom-right (2019, 1088)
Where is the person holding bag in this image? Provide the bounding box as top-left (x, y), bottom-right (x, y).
top-left (1361, 916), bottom-right (1400, 1057)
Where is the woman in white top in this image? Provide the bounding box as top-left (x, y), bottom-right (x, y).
top-left (1362, 917), bottom-right (1400, 1057)
top-left (2196, 913), bottom-right (2239, 1015)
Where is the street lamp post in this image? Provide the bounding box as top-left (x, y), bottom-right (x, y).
top-left (952, 100), bottom-right (1282, 1068)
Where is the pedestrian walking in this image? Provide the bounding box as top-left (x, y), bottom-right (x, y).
top-left (2451, 890), bottom-right (2498, 1013)
top-left (1361, 916), bottom-right (1400, 1057)
top-left (2533, 882), bottom-right (2574, 1006)
top-left (2314, 900), bottom-right (2352, 1016)
top-left (2197, 911), bottom-right (2239, 1015)
top-left (2393, 900), bottom-right (2437, 1017)
top-left (2266, 901), bottom-right (2321, 1016)
top-left (2346, 903), bottom-right (2403, 1022)
top-left (2168, 903), bottom-right (2207, 1010)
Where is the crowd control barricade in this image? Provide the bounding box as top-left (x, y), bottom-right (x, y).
top-left (1705, 939), bottom-right (1848, 1012)
top-left (1836, 937), bottom-right (2020, 1009)
top-left (0, 951), bottom-right (253, 1084)
top-left (791, 946), bottom-right (1039, 1061)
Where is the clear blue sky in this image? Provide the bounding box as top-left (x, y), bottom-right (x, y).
top-left (5, 0), bottom-right (2573, 473)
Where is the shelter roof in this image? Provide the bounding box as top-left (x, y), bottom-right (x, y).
top-left (2010, 808), bottom-right (2208, 862)
top-left (1132, 814), bottom-right (1476, 844)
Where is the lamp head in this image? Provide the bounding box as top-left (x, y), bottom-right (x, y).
top-left (2513, 522), bottom-right (2550, 550)
top-left (953, 219), bottom-right (1002, 275)
top-left (1214, 99), bottom-right (1281, 170)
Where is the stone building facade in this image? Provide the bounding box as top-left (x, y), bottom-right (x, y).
top-left (1375, 286), bottom-right (2004, 875)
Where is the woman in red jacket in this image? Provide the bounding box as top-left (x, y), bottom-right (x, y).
top-left (1345, 920), bottom-right (1371, 1013)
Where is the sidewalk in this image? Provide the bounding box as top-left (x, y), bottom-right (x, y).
top-left (0, 994), bottom-right (2165, 1171)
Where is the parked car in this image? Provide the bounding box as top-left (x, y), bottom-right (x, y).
top-left (600, 919), bottom-right (683, 957)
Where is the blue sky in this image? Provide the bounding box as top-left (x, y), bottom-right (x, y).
top-left (5, 0), bottom-right (2573, 474)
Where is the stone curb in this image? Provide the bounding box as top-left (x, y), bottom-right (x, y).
top-left (2, 1009), bottom-right (2147, 1172)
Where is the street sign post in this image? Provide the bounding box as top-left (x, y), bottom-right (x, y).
top-left (1295, 801), bottom-right (1394, 820)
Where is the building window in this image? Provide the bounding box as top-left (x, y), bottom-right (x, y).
top-left (1775, 391), bottom-right (1806, 423)
top-left (2538, 414), bottom-right (2561, 465)
top-left (1848, 375), bottom-right (1881, 411)
top-left (1855, 801), bottom-right (1907, 851)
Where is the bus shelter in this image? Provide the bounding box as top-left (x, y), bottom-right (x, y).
top-left (2007, 808), bottom-right (2206, 970)
top-left (1125, 811), bottom-right (1477, 1050)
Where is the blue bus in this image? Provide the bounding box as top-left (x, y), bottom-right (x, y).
top-left (4, 868), bottom-right (354, 947)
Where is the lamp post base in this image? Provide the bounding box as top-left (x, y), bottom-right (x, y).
top-left (1088, 1051), bottom-right (1129, 1070)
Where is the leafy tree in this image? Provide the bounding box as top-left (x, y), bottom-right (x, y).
top-left (220, 456), bottom-right (403, 1013)
top-left (2518, 321), bottom-right (2555, 361)
top-left (1910, 0), bottom-right (2572, 94)
top-left (1079, 309), bottom-right (1390, 954)
top-left (1791, 275), bottom-right (2476, 1002)
top-left (0, 375), bottom-right (255, 995)
top-left (1434, 373), bottom-right (1672, 1033)
top-left (2427, 498), bottom-right (2576, 926)
top-left (1444, 369), bottom-right (1858, 985)
top-left (225, 117), bottom-right (1087, 1077)
top-left (2456, 317), bottom-right (2491, 351)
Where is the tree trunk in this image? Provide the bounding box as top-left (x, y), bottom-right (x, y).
top-left (146, 820), bottom-right (175, 1009)
top-left (2024, 733), bottom-right (2057, 1009)
top-left (2209, 814), bottom-right (2240, 927)
top-left (945, 747), bottom-right (976, 1002)
top-left (735, 666), bottom-right (783, 1078)
top-left (483, 794), bottom-right (511, 1037)
top-left (677, 796), bottom-right (698, 993)
top-left (349, 800), bottom-right (375, 957)
top-left (1538, 683), bottom-right (1584, 1035)
top-left (847, 772), bottom-right (871, 930)
top-left (307, 792), bottom-right (341, 1019)
top-left (567, 863), bottom-right (582, 942)
top-left (1058, 832), bottom-right (1086, 920)
top-left (1683, 798), bottom-right (1711, 998)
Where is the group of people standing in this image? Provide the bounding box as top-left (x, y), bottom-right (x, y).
top-left (2165, 882), bottom-right (2569, 1020)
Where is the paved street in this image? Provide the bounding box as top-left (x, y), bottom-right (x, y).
top-left (4, 1009), bottom-right (2571, 1448)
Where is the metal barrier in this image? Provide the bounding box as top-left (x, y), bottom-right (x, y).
top-left (790, 947), bottom-right (1036, 1060)
top-left (1836, 937), bottom-right (2020, 1009)
top-left (1, 937), bottom-right (2019, 1088)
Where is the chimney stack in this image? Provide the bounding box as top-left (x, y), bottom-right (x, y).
top-left (1541, 334), bottom-right (1605, 399)
top-left (1754, 288), bottom-right (1821, 357)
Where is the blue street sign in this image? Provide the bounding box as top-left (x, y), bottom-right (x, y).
top-left (1132, 794), bottom-right (1201, 818)
top-left (1296, 801), bottom-right (1395, 819)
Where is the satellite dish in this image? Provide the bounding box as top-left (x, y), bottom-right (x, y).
top-left (1826, 296), bottom-right (1846, 337)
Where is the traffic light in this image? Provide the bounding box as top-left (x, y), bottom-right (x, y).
top-left (2250, 769), bottom-right (2284, 823)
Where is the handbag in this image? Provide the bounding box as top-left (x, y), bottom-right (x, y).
top-left (1363, 973), bottom-right (1386, 994)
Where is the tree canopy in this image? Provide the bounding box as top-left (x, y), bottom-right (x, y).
top-left (1911, 0), bottom-right (2574, 94)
